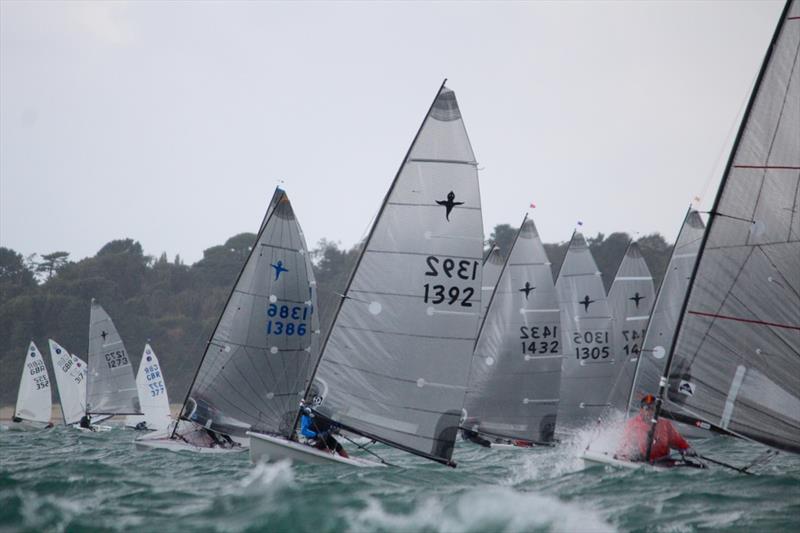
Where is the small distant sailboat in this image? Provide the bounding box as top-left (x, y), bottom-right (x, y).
top-left (125, 344), bottom-right (172, 432)
top-left (9, 342), bottom-right (53, 431)
top-left (138, 187), bottom-right (320, 453)
top-left (249, 82), bottom-right (484, 468)
top-left (555, 232), bottom-right (614, 428)
top-left (462, 216), bottom-right (561, 448)
top-left (605, 242), bottom-right (655, 412)
top-left (82, 300), bottom-right (141, 431)
top-left (49, 339), bottom-right (87, 427)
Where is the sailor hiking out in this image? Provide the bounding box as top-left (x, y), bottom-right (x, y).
top-left (618, 394), bottom-right (695, 464)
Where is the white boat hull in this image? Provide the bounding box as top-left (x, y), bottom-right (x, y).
top-left (75, 424), bottom-right (113, 433)
top-left (581, 450), bottom-right (651, 470)
top-left (135, 436), bottom-right (248, 454)
top-left (247, 431), bottom-right (385, 468)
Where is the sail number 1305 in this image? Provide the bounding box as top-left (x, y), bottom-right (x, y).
top-left (423, 256), bottom-right (479, 307)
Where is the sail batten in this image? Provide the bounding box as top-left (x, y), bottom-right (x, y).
top-left (310, 84), bottom-right (483, 465)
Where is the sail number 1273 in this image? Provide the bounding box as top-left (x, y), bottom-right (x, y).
top-left (423, 256), bottom-right (479, 307)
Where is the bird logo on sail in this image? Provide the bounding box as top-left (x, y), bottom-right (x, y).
top-left (629, 292), bottom-right (645, 308)
top-left (519, 282), bottom-right (535, 299)
top-left (436, 191), bottom-right (464, 221)
top-left (271, 260), bottom-right (289, 281)
top-left (579, 295), bottom-right (595, 312)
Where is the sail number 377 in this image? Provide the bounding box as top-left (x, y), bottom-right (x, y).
top-left (423, 256), bottom-right (479, 307)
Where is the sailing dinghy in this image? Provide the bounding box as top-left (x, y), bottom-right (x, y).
top-left (81, 300), bottom-right (141, 431)
top-left (9, 342), bottom-right (53, 431)
top-left (643, 0), bottom-right (800, 462)
top-left (555, 232), bottom-right (614, 429)
top-left (49, 339), bottom-right (87, 427)
top-left (249, 82), bottom-right (484, 468)
top-left (461, 216), bottom-right (561, 449)
top-left (125, 344), bottom-right (172, 431)
top-left (137, 187), bottom-right (319, 453)
top-left (586, 0), bottom-right (800, 470)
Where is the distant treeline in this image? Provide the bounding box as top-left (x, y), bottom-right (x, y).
top-left (0, 227), bottom-right (672, 406)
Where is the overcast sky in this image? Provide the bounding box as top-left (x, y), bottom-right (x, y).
top-left (0, 0), bottom-right (784, 264)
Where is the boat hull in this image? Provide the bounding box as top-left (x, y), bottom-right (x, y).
top-left (247, 431), bottom-right (384, 468)
top-left (135, 435), bottom-right (248, 454)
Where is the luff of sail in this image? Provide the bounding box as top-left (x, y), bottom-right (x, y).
top-left (310, 84), bottom-right (483, 466)
top-left (182, 187), bottom-right (320, 439)
top-left (87, 301), bottom-right (140, 415)
top-left (464, 217), bottom-right (561, 443)
top-left (626, 210), bottom-right (705, 414)
top-left (14, 341), bottom-right (52, 424)
top-left (49, 339), bottom-right (87, 426)
top-left (658, 0), bottom-right (800, 454)
top-left (555, 232), bottom-right (614, 427)
top-left (605, 242), bottom-right (655, 412)
top-left (479, 246), bottom-right (505, 324)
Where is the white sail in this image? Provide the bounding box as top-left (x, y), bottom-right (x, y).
top-left (310, 84), bottom-right (484, 466)
top-left (555, 232), bottom-right (614, 427)
top-left (86, 300), bottom-right (141, 416)
top-left (126, 344), bottom-right (172, 431)
top-left (605, 242), bottom-right (655, 411)
top-left (14, 341), bottom-right (52, 424)
top-left (464, 217), bottom-right (561, 443)
top-left (48, 339), bottom-right (87, 426)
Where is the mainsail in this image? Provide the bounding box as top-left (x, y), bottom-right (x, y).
top-left (652, 0), bottom-right (800, 454)
top-left (49, 339), bottom-right (87, 425)
top-left (86, 300), bottom-right (140, 416)
top-left (464, 217), bottom-right (561, 443)
top-left (309, 83), bottom-right (483, 466)
top-left (126, 344), bottom-right (172, 431)
top-left (479, 246), bottom-right (504, 323)
top-left (14, 342), bottom-right (52, 424)
top-left (626, 210), bottom-right (705, 413)
top-left (555, 232), bottom-right (614, 427)
top-left (180, 187), bottom-right (320, 438)
top-left (605, 242), bottom-right (655, 411)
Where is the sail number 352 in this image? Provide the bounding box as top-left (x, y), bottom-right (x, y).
top-left (423, 256), bottom-right (479, 307)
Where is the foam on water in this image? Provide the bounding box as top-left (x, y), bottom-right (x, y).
top-left (1, 424), bottom-right (798, 532)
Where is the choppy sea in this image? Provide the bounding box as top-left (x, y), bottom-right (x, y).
top-left (1, 423), bottom-right (798, 532)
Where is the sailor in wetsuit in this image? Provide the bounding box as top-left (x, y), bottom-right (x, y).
top-left (79, 415), bottom-right (92, 429)
top-left (619, 394), bottom-right (695, 464)
top-left (299, 407), bottom-right (349, 458)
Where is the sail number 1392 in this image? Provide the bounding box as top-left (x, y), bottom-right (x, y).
top-left (423, 256), bottom-right (479, 307)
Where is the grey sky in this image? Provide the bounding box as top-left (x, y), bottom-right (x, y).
top-left (0, 0), bottom-right (784, 263)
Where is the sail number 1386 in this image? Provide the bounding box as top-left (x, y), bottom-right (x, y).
top-left (423, 256), bottom-right (479, 307)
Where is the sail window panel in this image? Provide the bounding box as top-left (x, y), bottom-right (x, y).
top-left (389, 161), bottom-right (481, 206)
top-left (87, 303), bottom-right (140, 415)
top-left (367, 204), bottom-right (483, 258)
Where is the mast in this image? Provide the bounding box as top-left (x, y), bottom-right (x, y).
top-left (645, 0), bottom-right (794, 462)
top-left (294, 80), bottom-right (449, 439)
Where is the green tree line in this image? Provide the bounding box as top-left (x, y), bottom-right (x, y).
top-left (0, 227), bottom-right (671, 407)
